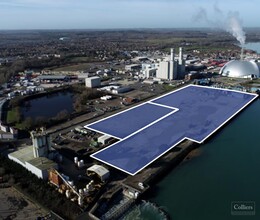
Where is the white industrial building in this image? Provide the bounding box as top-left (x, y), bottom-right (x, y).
top-left (98, 85), bottom-right (132, 94)
top-left (100, 95), bottom-right (113, 101)
top-left (141, 63), bottom-right (158, 78)
top-left (25, 157), bottom-right (58, 179)
top-left (77, 73), bottom-right (89, 81)
top-left (156, 47), bottom-right (186, 80)
top-left (125, 64), bottom-right (142, 71)
top-left (8, 129), bottom-right (57, 179)
top-left (85, 76), bottom-right (101, 88)
top-left (98, 134), bottom-right (113, 145)
top-left (87, 164), bottom-right (110, 182)
top-left (31, 130), bottom-right (51, 158)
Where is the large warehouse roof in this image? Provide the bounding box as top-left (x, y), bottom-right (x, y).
top-left (220, 60), bottom-right (260, 78)
top-left (37, 75), bottom-right (68, 80)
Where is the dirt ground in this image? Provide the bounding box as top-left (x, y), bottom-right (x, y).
top-left (0, 187), bottom-right (48, 220)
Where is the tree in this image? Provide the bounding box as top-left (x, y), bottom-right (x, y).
top-left (55, 109), bottom-right (69, 121)
top-left (7, 107), bottom-right (22, 124)
top-left (0, 167), bottom-right (5, 176)
top-left (35, 116), bottom-right (47, 127)
top-left (22, 117), bottom-right (34, 130)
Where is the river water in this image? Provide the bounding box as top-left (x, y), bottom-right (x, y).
top-left (147, 99), bottom-right (260, 220)
top-left (244, 42), bottom-right (260, 53)
top-left (123, 43), bottom-right (260, 220)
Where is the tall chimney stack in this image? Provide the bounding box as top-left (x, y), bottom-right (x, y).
top-left (170, 48), bottom-right (175, 62)
top-left (179, 47), bottom-right (183, 64)
top-left (240, 47), bottom-right (244, 60)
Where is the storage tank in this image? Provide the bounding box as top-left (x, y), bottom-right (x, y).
top-left (68, 180), bottom-right (74, 186)
top-left (78, 160), bottom-right (84, 168)
top-left (78, 196), bottom-right (84, 206)
top-left (220, 60), bottom-right (260, 78)
top-left (87, 183), bottom-right (94, 191)
top-left (65, 190), bottom-right (71, 198)
top-left (83, 188), bottom-right (89, 195)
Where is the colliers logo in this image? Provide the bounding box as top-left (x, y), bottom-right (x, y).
top-left (231, 201), bottom-right (255, 216)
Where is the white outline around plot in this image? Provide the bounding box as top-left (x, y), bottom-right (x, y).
top-left (85, 85), bottom-right (258, 175)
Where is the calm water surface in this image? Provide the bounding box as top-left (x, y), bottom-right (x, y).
top-left (22, 91), bottom-right (74, 119)
top-left (123, 96), bottom-right (260, 219)
top-left (244, 42), bottom-right (260, 53)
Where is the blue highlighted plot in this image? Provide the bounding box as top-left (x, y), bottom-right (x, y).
top-left (85, 103), bottom-right (173, 139)
top-left (88, 85), bottom-right (258, 175)
top-left (152, 86), bottom-right (256, 142)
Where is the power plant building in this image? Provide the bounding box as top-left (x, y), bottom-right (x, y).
top-left (141, 63), bottom-right (157, 78)
top-left (156, 47), bottom-right (185, 80)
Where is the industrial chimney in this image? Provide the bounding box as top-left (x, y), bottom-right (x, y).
top-left (240, 47), bottom-right (244, 60)
top-left (179, 47), bottom-right (183, 64)
top-left (170, 48), bottom-right (175, 62)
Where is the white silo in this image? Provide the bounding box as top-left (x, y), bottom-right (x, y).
top-left (78, 196), bottom-right (84, 206)
top-left (65, 190), bottom-right (71, 198)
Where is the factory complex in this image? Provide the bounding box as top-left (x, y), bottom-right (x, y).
top-left (8, 129), bottom-right (58, 179)
top-left (2, 37), bottom-right (260, 219)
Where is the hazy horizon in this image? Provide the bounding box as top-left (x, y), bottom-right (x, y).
top-left (0, 0), bottom-right (259, 30)
top-left (1, 27), bottom-right (260, 31)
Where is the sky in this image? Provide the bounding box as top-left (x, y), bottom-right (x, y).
top-left (0, 0), bottom-right (259, 30)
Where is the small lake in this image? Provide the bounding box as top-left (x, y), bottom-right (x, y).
top-left (22, 91), bottom-right (74, 119)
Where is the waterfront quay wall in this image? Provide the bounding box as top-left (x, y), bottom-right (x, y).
top-left (122, 140), bottom-right (199, 195)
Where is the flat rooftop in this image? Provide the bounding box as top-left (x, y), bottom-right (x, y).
top-left (85, 85), bottom-right (258, 175)
top-left (27, 157), bottom-right (57, 171)
top-left (8, 146), bottom-right (34, 164)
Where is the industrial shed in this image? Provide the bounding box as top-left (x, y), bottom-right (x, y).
top-left (25, 157), bottom-right (58, 179)
top-left (37, 75), bottom-right (69, 83)
top-left (97, 134), bottom-right (113, 145)
top-left (8, 146), bottom-right (58, 180)
top-left (87, 165), bottom-right (110, 182)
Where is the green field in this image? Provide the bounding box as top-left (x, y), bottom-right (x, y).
top-left (7, 107), bottom-right (20, 124)
top-left (51, 63), bottom-right (91, 71)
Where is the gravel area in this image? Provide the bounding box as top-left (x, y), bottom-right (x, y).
top-left (0, 187), bottom-right (48, 220)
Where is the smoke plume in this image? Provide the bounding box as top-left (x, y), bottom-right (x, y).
top-left (225, 11), bottom-right (246, 45)
top-left (193, 5), bottom-right (246, 46)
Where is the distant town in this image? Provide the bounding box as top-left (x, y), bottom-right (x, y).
top-left (0, 28), bottom-right (260, 220)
